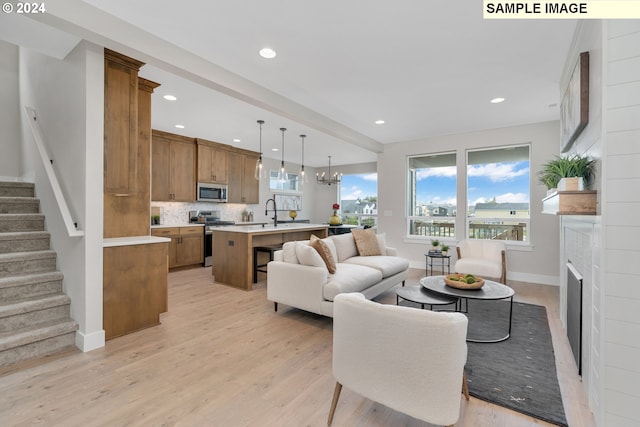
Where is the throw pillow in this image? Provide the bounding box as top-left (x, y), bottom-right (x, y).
top-left (331, 233), bottom-right (359, 262)
top-left (282, 241), bottom-right (300, 264)
top-left (310, 235), bottom-right (337, 274)
top-left (295, 241), bottom-right (327, 270)
top-left (351, 228), bottom-right (382, 256)
top-left (376, 232), bottom-right (387, 255)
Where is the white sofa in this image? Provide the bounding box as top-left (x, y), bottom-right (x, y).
top-left (267, 232), bottom-right (410, 317)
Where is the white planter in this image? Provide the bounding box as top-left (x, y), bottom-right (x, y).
top-left (558, 177), bottom-right (585, 191)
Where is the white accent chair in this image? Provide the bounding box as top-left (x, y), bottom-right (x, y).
top-left (455, 239), bottom-right (507, 284)
top-left (328, 293), bottom-right (469, 427)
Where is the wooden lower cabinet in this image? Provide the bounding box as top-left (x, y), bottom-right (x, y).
top-left (151, 226), bottom-right (204, 268)
top-left (103, 242), bottom-right (168, 340)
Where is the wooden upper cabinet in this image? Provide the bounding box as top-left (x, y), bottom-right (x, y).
top-left (228, 152), bottom-right (259, 204)
top-left (151, 130), bottom-right (196, 202)
top-left (104, 49), bottom-right (145, 195)
top-left (197, 142), bottom-right (227, 184)
top-left (171, 140), bottom-right (196, 201)
top-left (103, 49), bottom-right (160, 238)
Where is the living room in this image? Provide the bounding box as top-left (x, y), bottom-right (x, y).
top-left (0, 3), bottom-right (639, 426)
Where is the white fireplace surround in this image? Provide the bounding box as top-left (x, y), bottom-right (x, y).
top-left (559, 215), bottom-right (602, 417)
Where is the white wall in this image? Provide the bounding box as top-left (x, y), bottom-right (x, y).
top-left (558, 19), bottom-right (604, 422)
top-left (378, 121), bottom-right (561, 285)
top-left (601, 19), bottom-right (640, 427)
top-left (0, 40), bottom-right (20, 179)
top-left (18, 42), bottom-right (105, 351)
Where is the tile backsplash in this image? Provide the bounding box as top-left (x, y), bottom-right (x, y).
top-left (151, 202), bottom-right (258, 226)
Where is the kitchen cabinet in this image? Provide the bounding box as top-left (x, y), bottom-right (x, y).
top-left (103, 241), bottom-right (168, 340)
top-left (152, 130), bottom-right (196, 201)
top-left (151, 226), bottom-right (204, 268)
top-left (197, 141), bottom-right (228, 184)
top-left (228, 151), bottom-right (260, 204)
top-left (103, 50), bottom-right (160, 238)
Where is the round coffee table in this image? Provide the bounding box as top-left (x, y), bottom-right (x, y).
top-left (396, 285), bottom-right (458, 310)
top-left (420, 275), bottom-right (515, 343)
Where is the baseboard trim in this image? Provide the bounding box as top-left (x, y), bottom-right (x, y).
top-left (408, 262), bottom-right (559, 286)
top-left (75, 329), bottom-right (105, 352)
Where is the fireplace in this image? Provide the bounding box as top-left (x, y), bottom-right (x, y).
top-left (566, 261), bottom-right (583, 375)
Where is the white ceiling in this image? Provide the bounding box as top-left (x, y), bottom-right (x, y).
top-left (20, 1), bottom-right (577, 167)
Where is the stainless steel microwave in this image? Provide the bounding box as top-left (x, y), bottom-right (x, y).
top-left (196, 182), bottom-right (228, 202)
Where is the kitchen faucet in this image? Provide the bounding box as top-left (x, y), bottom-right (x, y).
top-left (265, 198), bottom-right (277, 227)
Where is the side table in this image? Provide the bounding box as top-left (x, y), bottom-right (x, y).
top-left (424, 253), bottom-right (451, 276)
top-left (396, 285), bottom-right (458, 310)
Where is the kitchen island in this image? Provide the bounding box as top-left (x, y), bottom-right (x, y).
top-left (211, 223), bottom-right (329, 290)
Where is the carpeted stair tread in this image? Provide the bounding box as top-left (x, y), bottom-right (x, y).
top-left (0, 231), bottom-right (51, 254)
top-left (0, 271), bottom-right (64, 289)
top-left (0, 197), bottom-right (40, 213)
top-left (0, 231), bottom-right (50, 241)
top-left (0, 213), bottom-right (45, 232)
top-left (0, 250), bottom-right (56, 262)
top-left (0, 318), bottom-right (78, 352)
top-left (0, 182), bottom-right (35, 198)
top-left (0, 293), bottom-right (70, 318)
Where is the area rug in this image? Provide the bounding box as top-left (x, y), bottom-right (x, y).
top-left (463, 299), bottom-right (568, 426)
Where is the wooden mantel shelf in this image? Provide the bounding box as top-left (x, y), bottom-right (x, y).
top-left (542, 190), bottom-right (597, 215)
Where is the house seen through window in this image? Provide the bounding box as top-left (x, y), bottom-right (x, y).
top-left (339, 173), bottom-right (378, 228)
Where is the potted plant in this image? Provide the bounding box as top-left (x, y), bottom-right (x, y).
top-left (441, 244), bottom-right (450, 256)
top-left (538, 154), bottom-right (596, 193)
top-left (430, 239), bottom-right (440, 253)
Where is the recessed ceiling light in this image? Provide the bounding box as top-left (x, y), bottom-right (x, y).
top-left (259, 47), bottom-right (277, 59)
top-left (233, 139), bottom-right (241, 143)
top-left (174, 124), bottom-right (185, 129)
top-left (163, 94), bottom-right (177, 101)
top-left (375, 120), bottom-right (385, 124)
top-left (271, 148), bottom-right (279, 152)
top-left (490, 97), bottom-right (506, 104)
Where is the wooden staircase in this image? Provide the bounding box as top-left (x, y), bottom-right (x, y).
top-left (0, 182), bottom-right (78, 368)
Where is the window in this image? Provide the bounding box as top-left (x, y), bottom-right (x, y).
top-left (269, 170), bottom-right (299, 192)
top-left (339, 173), bottom-right (378, 227)
top-left (407, 153), bottom-right (457, 238)
top-left (467, 145), bottom-right (530, 241)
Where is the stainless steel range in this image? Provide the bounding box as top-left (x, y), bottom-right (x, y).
top-left (189, 210), bottom-right (235, 267)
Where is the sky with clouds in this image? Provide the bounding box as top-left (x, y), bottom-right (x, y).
top-left (340, 162), bottom-right (530, 207)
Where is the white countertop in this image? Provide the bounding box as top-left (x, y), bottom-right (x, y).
top-left (208, 223), bottom-right (329, 234)
top-left (151, 223), bottom-right (205, 229)
top-left (103, 235), bottom-right (171, 247)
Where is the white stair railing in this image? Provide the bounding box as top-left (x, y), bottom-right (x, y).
top-left (23, 106), bottom-right (84, 238)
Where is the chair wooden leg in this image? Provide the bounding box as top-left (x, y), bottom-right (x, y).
top-left (274, 302), bottom-right (278, 312)
top-left (327, 382), bottom-right (343, 426)
top-left (462, 371), bottom-right (470, 401)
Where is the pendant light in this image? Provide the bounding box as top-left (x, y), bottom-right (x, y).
top-left (254, 120), bottom-right (266, 180)
top-left (316, 155), bottom-right (342, 185)
top-left (298, 134), bottom-right (308, 187)
top-left (277, 127), bottom-right (288, 182)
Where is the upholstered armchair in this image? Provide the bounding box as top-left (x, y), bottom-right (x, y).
top-left (455, 239), bottom-right (507, 284)
top-left (328, 293), bottom-right (469, 427)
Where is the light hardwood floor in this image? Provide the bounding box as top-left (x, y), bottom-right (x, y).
top-left (0, 267), bottom-right (596, 427)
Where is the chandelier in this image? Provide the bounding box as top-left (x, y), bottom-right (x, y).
top-left (316, 155), bottom-right (342, 185)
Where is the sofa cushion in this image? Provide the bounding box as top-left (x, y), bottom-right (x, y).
top-left (295, 241), bottom-right (327, 270)
top-left (331, 233), bottom-right (359, 262)
top-left (282, 241), bottom-right (301, 264)
top-left (323, 264), bottom-right (383, 301)
top-left (351, 228), bottom-right (381, 256)
top-left (344, 255), bottom-right (410, 278)
top-left (310, 235), bottom-right (337, 274)
top-left (455, 258), bottom-right (502, 279)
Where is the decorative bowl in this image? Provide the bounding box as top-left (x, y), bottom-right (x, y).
top-left (444, 273), bottom-right (484, 290)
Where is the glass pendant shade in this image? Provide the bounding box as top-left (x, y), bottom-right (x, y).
top-left (254, 155), bottom-right (265, 180)
top-left (277, 128), bottom-right (288, 182)
top-left (254, 120), bottom-right (266, 180)
top-left (298, 134), bottom-right (308, 187)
